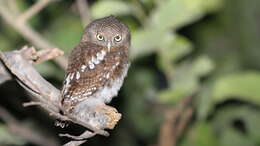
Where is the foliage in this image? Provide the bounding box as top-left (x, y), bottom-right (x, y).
top-left (1, 0), bottom-right (260, 145)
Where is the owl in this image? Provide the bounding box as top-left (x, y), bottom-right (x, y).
top-left (61, 16), bottom-right (130, 114)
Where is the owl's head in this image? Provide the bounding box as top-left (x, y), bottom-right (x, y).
top-left (82, 16), bottom-right (130, 51)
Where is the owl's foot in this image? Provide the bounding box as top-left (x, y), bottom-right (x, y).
top-left (54, 120), bottom-right (69, 128)
top-left (58, 105), bottom-right (121, 141)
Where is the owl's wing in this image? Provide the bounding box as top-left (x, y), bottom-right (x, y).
top-left (61, 42), bottom-right (128, 111)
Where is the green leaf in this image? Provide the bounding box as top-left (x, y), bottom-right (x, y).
top-left (91, 0), bottom-right (132, 18)
top-left (158, 35), bottom-right (193, 103)
top-left (158, 34), bottom-right (192, 71)
top-left (213, 106), bottom-right (260, 146)
top-left (159, 55), bottom-right (214, 104)
top-left (150, 0), bottom-right (222, 31)
top-left (196, 85), bottom-right (215, 120)
top-left (220, 128), bottom-right (254, 146)
top-left (131, 31), bottom-right (192, 60)
top-left (213, 71), bottom-right (260, 104)
top-left (131, 28), bottom-right (165, 59)
top-left (181, 122), bottom-right (218, 146)
top-left (159, 88), bottom-right (188, 104)
top-left (191, 55), bottom-right (215, 77)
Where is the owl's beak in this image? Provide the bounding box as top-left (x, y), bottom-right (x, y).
top-left (107, 41), bottom-right (112, 51)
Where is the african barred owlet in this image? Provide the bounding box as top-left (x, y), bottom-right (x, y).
top-left (61, 16), bottom-right (130, 114)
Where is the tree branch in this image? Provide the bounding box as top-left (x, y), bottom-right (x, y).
top-left (76, 0), bottom-right (91, 27)
top-left (0, 46), bottom-right (121, 146)
top-left (17, 0), bottom-right (53, 24)
top-left (0, 0), bottom-right (67, 70)
top-left (158, 96), bottom-right (194, 146)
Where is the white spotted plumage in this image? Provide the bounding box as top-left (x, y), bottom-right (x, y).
top-left (74, 63), bottom-right (129, 112)
top-left (76, 72), bottom-right (80, 79)
top-left (61, 16), bottom-right (130, 113)
top-left (81, 65), bottom-right (87, 72)
top-left (91, 56), bottom-right (100, 65)
top-left (88, 61), bottom-right (95, 69)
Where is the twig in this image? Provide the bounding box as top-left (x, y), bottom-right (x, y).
top-left (175, 107), bottom-right (193, 138)
top-left (17, 0), bottom-right (53, 24)
top-left (23, 101), bottom-right (43, 107)
top-left (64, 140), bottom-right (87, 146)
top-left (158, 96), bottom-right (194, 146)
top-left (0, 1), bottom-right (67, 70)
top-left (0, 106), bottom-right (59, 146)
top-left (62, 131), bottom-right (94, 146)
top-left (158, 108), bottom-right (176, 146)
top-left (19, 46), bottom-right (64, 64)
top-left (76, 0), bottom-right (91, 27)
top-left (60, 131), bottom-right (95, 140)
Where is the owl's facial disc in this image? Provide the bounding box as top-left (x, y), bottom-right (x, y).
top-left (83, 16), bottom-right (130, 52)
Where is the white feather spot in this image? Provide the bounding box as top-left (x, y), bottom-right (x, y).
top-left (92, 56), bottom-right (100, 64)
top-left (83, 91), bottom-right (92, 96)
top-left (63, 88), bottom-right (68, 94)
top-left (111, 62), bottom-right (120, 70)
top-left (97, 50), bottom-right (106, 61)
top-left (115, 62), bottom-right (120, 66)
top-left (112, 65), bottom-right (116, 69)
top-left (106, 73), bottom-right (110, 79)
top-left (88, 61), bottom-right (95, 69)
top-left (81, 65), bottom-right (87, 72)
top-left (65, 74), bottom-right (70, 84)
top-left (70, 73), bottom-right (74, 80)
top-left (101, 50), bottom-right (106, 56)
top-left (76, 72), bottom-right (80, 79)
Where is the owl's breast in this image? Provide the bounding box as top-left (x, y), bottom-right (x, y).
top-left (92, 63), bottom-right (130, 103)
top-left (61, 44), bottom-right (129, 112)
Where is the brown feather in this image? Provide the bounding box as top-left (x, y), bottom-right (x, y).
top-left (61, 41), bottom-right (128, 111)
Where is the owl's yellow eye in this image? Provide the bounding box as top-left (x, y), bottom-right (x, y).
top-left (114, 35), bottom-right (122, 42)
top-left (96, 34), bottom-right (104, 41)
